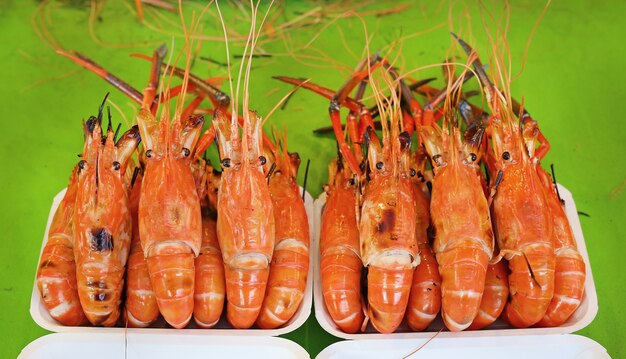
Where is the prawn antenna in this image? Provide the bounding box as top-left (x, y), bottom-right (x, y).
top-left (97, 92), bottom-right (110, 125)
top-left (487, 170), bottom-right (504, 207)
top-left (130, 167), bottom-right (141, 188)
top-left (265, 162), bottom-right (277, 183)
top-left (106, 106), bottom-right (113, 133)
top-left (113, 122), bottom-right (122, 143)
top-left (550, 163), bottom-right (564, 205)
top-left (302, 158), bottom-right (311, 200)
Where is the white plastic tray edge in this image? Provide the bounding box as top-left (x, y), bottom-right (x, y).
top-left (315, 334), bottom-right (609, 359)
top-left (19, 332), bottom-right (310, 359)
top-left (312, 184), bottom-right (599, 340)
top-left (30, 188), bottom-right (315, 336)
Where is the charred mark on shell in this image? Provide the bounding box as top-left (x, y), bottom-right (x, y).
top-left (90, 228), bottom-right (113, 252)
top-left (86, 116), bottom-right (98, 135)
top-left (432, 154), bottom-right (442, 166)
top-left (376, 209), bottom-right (396, 233)
top-left (169, 207), bottom-right (182, 225)
top-left (124, 125), bottom-right (142, 143)
top-left (86, 280), bottom-right (107, 289)
top-left (190, 114), bottom-right (205, 127)
top-left (215, 93), bottom-right (230, 108)
top-left (399, 131), bottom-right (411, 151)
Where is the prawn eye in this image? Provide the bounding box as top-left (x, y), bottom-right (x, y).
top-left (259, 156), bottom-right (267, 165)
top-left (375, 162), bottom-right (383, 170)
top-left (470, 153), bottom-right (477, 162)
top-left (410, 169), bottom-right (417, 177)
top-left (502, 151), bottom-right (511, 161)
top-left (112, 161), bottom-right (120, 170)
top-left (145, 149), bottom-right (153, 158)
top-left (182, 147), bottom-right (190, 157)
top-left (78, 160), bottom-right (87, 170)
top-left (348, 174), bottom-right (357, 186)
top-left (222, 158), bottom-right (231, 168)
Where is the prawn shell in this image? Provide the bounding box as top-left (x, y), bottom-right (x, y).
top-left (218, 166), bottom-right (275, 329)
top-left (361, 176), bottom-right (417, 333)
top-left (360, 176), bottom-right (418, 266)
top-left (320, 169), bottom-right (364, 334)
top-left (37, 168), bottom-right (87, 326)
top-left (536, 166), bottom-right (585, 327)
top-left (125, 244), bottom-right (160, 327)
top-left (406, 178), bottom-right (440, 332)
top-left (139, 155), bottom-right (202, 328)
top-left (257, 173), bottom-right (310, 329)
top-left (193, 215), bottom-right (225, 329)
top-left (430, 157), bottom-right (493, 332)
top-left (74, 133), bottom-right (132, 327)
top-left (124, 175), bottom-right (160, 328)
top-left (139, 157), bottom-right (202, 257)
top-left (494, 163), bottom-right (555, 328)
top-left (468, 259), bottom-right (509, 330)
top-left (406, 243), bottom-right (441, 332)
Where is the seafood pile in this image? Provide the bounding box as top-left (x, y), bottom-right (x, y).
top-left (36, 14), bottom-right (310, 329)
top-left (277, 35), bottom-right (586, 334)
top-left (34, 0), bottom-right (585, 335)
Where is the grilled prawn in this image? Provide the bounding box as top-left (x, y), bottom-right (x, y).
top-left (73, 109), bottom-right (140, 326)
top-left (37, 165), bottom-right (86, 326)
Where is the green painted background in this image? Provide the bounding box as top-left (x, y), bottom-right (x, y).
top-left (1, 0), bottom-right (624, 357)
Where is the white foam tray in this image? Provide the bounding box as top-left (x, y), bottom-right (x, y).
top-left (312, 184), bottom-right (598, 339)
top-left (316, 334), bottom-right (608, 358)
top-left (19, 333), bottom-right (309, 359)
top-left (31, 188), bottom-right (315, 335)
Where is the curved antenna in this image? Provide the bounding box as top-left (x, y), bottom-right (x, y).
top-left (174, 1), bottom-right (213, 121)
top-left (244, 0), bottom-right (276, 122)
top-left (215, 1), bottom-right (236, 118)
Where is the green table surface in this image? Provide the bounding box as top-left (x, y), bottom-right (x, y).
top-left (1, 0), bottom-right (624, 358)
